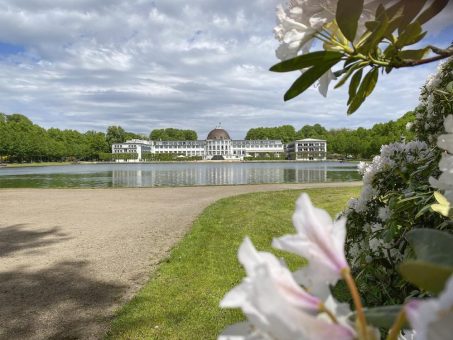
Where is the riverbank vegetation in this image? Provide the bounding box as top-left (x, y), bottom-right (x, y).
top-left (106, 186), bottom-right (361, 339)
top-left (0, 111), bottom-right (413, 164)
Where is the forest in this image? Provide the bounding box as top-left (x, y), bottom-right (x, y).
top-left (0, 112), bottom-right (414, 162)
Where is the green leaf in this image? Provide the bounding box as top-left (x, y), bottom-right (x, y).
top-left (347, 67), bottom-right (379, 114)
top-left (415, 0), bottom-right (449, 26)
top-left (336, 0), bottom-right (364, 42)
top-left (396, 22), bottom-right (426, 47)
top-left (406, 229), bottom-right (453, 267)
top-left (399, 48), bottom-right (430, 60)
top-left (283, 57), bottom-right (342, 101)
top-left (446, 81), bottom-right (453, 93)
top-left (334, 62), bottom-right (367, 89)
top-left (399, 260), bottom-right (453, 293)
top-left (398, 0), bottom-right (428, 32)
top-left (359, 14), bottom-right (389, 54)
top-left (347, 69), bottom-right (363, 105)
top-left (376, 0), bottom-right (405, 20)
top-left (373, 1), bottom-right (405, 39)
top-left (414, 203), bottom-right (432, 219)
top-left (269, 51), bottom-right (343, 73)
top-left (353, 305), bottom-right (406, 329)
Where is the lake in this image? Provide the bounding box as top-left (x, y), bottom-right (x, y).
top-left (0, 162), bottom-right (360, 188)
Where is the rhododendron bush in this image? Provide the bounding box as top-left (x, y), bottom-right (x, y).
top-left (344, 58), bottom-right (453, 307)
top-left (218, 1), bottom-right (452, 339)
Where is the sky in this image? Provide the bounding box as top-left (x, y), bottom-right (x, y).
top-left (0, 0), bottom-right (452, 139)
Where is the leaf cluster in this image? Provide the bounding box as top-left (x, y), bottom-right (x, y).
top-left (270, 0), bottom-right (451, 114)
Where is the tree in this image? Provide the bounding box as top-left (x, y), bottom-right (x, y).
top-left (106, 126), bottom-right (126, 147)
top-left (85, 131), bottom-right (109, 160)
top-left (246, 125), bottom-right (296, 143)
top-left (149, 128), bottom-right (198, 141)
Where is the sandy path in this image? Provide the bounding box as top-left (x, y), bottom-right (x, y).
top-left (0, 183), bottom-right (360, 339)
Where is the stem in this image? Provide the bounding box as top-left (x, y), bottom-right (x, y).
top-left (386, 309), bottom-right (406, 340)
top-left (319, 303), bottom-right (339, 324)
top-left (314, 33), bottom-right (334, 45)
top-left (342, 268), bottom-right (368, 340)
top-left (397, 52), bottom-right (453, 68)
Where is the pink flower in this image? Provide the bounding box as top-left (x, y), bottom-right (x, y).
top-left (220, 237), bottom-right (355, 340)
top-left (405, 276), bottom-right (453, 340)
top-left (273, 193), bottom-right (349, 289)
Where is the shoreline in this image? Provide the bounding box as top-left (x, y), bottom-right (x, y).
top-left (0, 181), bottom-right (363, 190)
top-left (0, 159), bottom-right (362, 169)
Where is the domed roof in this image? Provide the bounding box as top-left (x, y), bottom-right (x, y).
top-left (206, 127), bottom-right (231, 140)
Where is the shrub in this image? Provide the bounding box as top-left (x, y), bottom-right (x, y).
top-left (342, 58), bottom-right (453, 307)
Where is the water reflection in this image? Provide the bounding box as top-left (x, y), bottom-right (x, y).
top-left (0, 162), bottom-right (360, 188)
top-left (111, 165), bottom-right (355, 187)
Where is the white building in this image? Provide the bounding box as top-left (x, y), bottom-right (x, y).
top-left (112, 128), bottom-right (326, 161)
top-left (112, 139), bottom-right (152, 162)
top-left (285, 138), bottom-right (327, 161)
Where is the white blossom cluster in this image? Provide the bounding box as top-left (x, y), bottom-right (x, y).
top-left (413, 58), bottom-right (453, 144)
top-left (348, 141), bottom-right (431, 214)
top-left (345, 140), bottom-right (434, 266)
top-left (430, 115), bottom-right (453, 205)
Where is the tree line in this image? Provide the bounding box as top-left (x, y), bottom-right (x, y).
top-left (0, 112), bottom-right (414, 162)
top-left (0, 114), bottom-right (200, 162)
top-left (245, 112), bottom-right (415, 159)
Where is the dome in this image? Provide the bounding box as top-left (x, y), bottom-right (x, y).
top-left (206, 127), bottom-right (231, 140)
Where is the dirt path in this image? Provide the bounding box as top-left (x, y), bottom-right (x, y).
top-left (0, 183), bottom-right (361, 339)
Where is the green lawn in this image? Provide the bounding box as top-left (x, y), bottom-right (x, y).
top-left (1, 161), bottom-right (73, 168)
top-left (106, 186), bottom-right (361, 340)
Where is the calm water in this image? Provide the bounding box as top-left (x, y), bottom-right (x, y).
top-left (0, 162), bottom-right (360, 188)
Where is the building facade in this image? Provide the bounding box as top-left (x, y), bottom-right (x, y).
top-left (112, 128), bottom-right (326, 161)
top-left (112, 139), bottom-right (152, 161)
top-left (285, 138), bottom-right (327, 161)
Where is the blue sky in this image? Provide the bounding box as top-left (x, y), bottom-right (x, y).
top-left (0, 0), bottom-right (452, 139)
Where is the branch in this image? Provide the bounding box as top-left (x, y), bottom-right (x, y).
top-left (396, 46), bottom-right (453, 68)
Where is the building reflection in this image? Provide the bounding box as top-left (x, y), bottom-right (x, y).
top-left (111, 165), bottom-right (329, 187)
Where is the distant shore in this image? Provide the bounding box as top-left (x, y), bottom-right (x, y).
top-left (0, 159), bottom-right (362, 168)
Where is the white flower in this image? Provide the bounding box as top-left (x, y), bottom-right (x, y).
top-left (430, 154), bottom-right (453, 204)
top-left (430, 114), bottom-right (453, 205)
top-left (437, 115), bottom-right (453, 153)
top-left (273, 194), bottom-right (349, 288)
top-left (317, 68), bottom-right (337, 97)
top-left (369, 237), bottom-right (384, 253)
top-left (220, 237), bottom-right (355, 340)
top-left (378, 206), bottom-right (390, 222)
top-left (347, 197), bottom-right (359, 211)
top-left (405, 276), bottom-right (453, 340)
top-left (398, 330), bottom-right (417, 340)
top-left (273, 0), bottom-right (385, 97)
top-left (357, 161), bottom-right (368, 175)
top-left (355, 184), bottom-right (377, 212)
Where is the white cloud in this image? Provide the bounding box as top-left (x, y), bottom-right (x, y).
top-left (0, 0), bottom-right (451, 139)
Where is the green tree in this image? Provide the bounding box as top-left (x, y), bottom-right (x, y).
top-left (106, 126), bottom-right (126, 147)
top-left (246, 125), bottom-right (296, 143)
top-left (85, 131), bottom-right (109, 160)
top-left (149, 128), bottom-right (198, 141)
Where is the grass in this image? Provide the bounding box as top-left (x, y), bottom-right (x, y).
top-left (106, 186), bottom-right (361, 340)
top-left (1, 161), bottom-right (73, 168)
